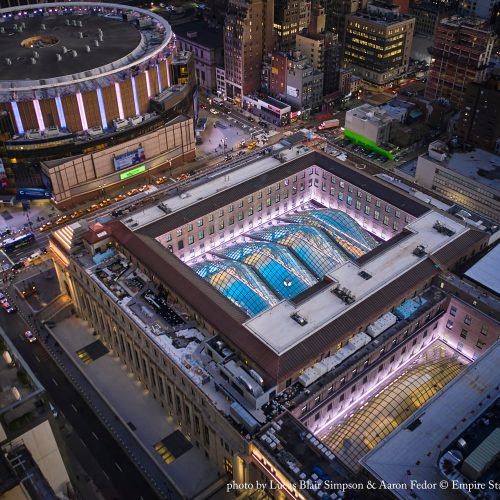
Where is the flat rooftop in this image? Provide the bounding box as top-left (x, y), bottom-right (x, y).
top-left (172, 20), bottom-right (223, 49)
top-left (244, 210), bottom-right (469, 354)
top-left (60, 235), bottom-right (269, 424)
top-left (112, 149), bottom-right (485, 380)
top-left (350, 9), bottom-right (412, 25)
top-left (361, 341), bottom-right (500, 500)
top-left (424, 148), bottom-right (500, 192)
top-left (0, 14), bottom-right (141, 81)
top-left (464, 244), bottom-right (500, 297)
top-left (264, 97), bottom-right (290, 110)
top-left (132, 150), bottom-right (429, 236)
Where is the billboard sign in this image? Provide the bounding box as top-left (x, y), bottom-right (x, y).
top-left (119, 165), bottom-right (146, 180)
top-left (287, 85), bottom-right (300, 98)
top-left (113, 147), bottom-right (146, 171)
top-left (16, 187), bottom-right (51, 200)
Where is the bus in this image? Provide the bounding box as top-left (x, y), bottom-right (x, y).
top-left (2, 233), bottom-right (35, 253)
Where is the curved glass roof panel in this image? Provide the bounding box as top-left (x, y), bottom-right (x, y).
top-left (215, 243), bottom-right (316, 300)
top-left (250, 224), bottom-right (348, 277)
top-left (321, 355), bottom-right (465, 472)
top-left (282, 209), bottom-right (378, 259)
top-left (192, 261), bottom-right (279, 317)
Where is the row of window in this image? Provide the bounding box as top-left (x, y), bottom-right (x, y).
top-left (303, 325), bottom-right (435, 426)
top-left (300, 303), bottom-right (442, 417)
top-left (164, 168), bottom-right (411, 246)
top-left (75, 273), bottom-right (235, 463)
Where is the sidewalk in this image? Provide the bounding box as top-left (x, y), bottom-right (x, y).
top-left (49, 316), bottom-right (219, 498)
top-left (7, 263), bottom-right (220, 500)
top-left (0, 200), bottom-right (59, 235)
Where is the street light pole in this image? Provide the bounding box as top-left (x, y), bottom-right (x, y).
top-left (26, 209), bottom-right (33, 232)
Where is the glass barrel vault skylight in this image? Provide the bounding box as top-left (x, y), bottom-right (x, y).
top-left (214, 242), bottom-right (317, 300)
top-left (249, 224), bottom-right (347, 278)
top-left (281, 209), bottom-right (378, 259)
top-left (188, 208), bottom-right (379, 317)
top-left (192, 261), bottom-right (279, 317)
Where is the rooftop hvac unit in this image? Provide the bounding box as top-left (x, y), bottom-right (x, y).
top-left (413, 245), bottom-right (426, 257)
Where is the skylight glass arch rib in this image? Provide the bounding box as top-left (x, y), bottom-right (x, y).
top-left (281, 209), bottom-right (378, 259)
top-left (192, 260), bottom-right (279, 317)
top-left (213, 242), bottom-right (316, 300)
top-left (249, 224), bottom-right (348, 277)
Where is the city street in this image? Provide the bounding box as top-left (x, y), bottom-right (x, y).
top-left (0, 287), bottom-right (160, 500)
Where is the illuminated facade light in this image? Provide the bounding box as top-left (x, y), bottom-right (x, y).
top-left (114, 82), bottom-right (125, 119)
top-left (131, 76), bottom-right (140, 116)
top-left (145, 70), bottom-right (151, 97)
top-left (75, 92), bottom-right (88, 130)
top-left (55, 96), bottom-right (67, 129)
top-left (33, 98), bottom-right (45, 131)
top-left (165, 58), bottom-right (171, 87)
top-left (157, 64), bottom-right (162, 92)
top-left (96, 88), bottom-right (108, 129)
top-left (10, 101), bottom-right (24, 134)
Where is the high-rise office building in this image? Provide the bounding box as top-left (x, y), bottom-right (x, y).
top-left (425, 17), bottom-right (495, 106)
top-left (456, 75), bottom-right (500, 152)
top-left (409, 1), bottom-right (457, 37)
top-left (224, 0), bottom-right (274, 102)
top-left (325, 0), bottom-right (367, 46)
top-left (459, 0), bottom-right (498, 21)
top-left (344, 1), bottom-right (415, 86)
top-left (274, 0), bottom-right (311, 49)
top-left (296, 5), bottom-right (341, 95)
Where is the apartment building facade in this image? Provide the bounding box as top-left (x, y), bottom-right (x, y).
top-left (425, 17), bottom-right (495, 106)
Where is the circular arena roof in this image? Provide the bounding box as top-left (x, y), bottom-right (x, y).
top-left (0, 2), bottom-right (172, 93)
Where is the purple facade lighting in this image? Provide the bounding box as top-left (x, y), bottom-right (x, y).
top-left (55, 96), bottom-right (67, 129)
top-left (75, 92), bottom-right (88, 130)
top-left (165, 58), bottom-right (171, 87)
top-left (145, 70), bottom-right (151, 98)
top-left (131, 77), bottom-right (140, 116)
top-left (157, 65), bottom-right (162, 92)
top-left (114, 82), bottom-right (125, 120)
top-left (33, 99), bottom-right (45, 131)
top-left (10, 101), bottom-right (24, 134)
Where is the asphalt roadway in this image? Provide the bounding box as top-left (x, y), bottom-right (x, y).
top-left (0, 303), bottom-right (159, 500)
